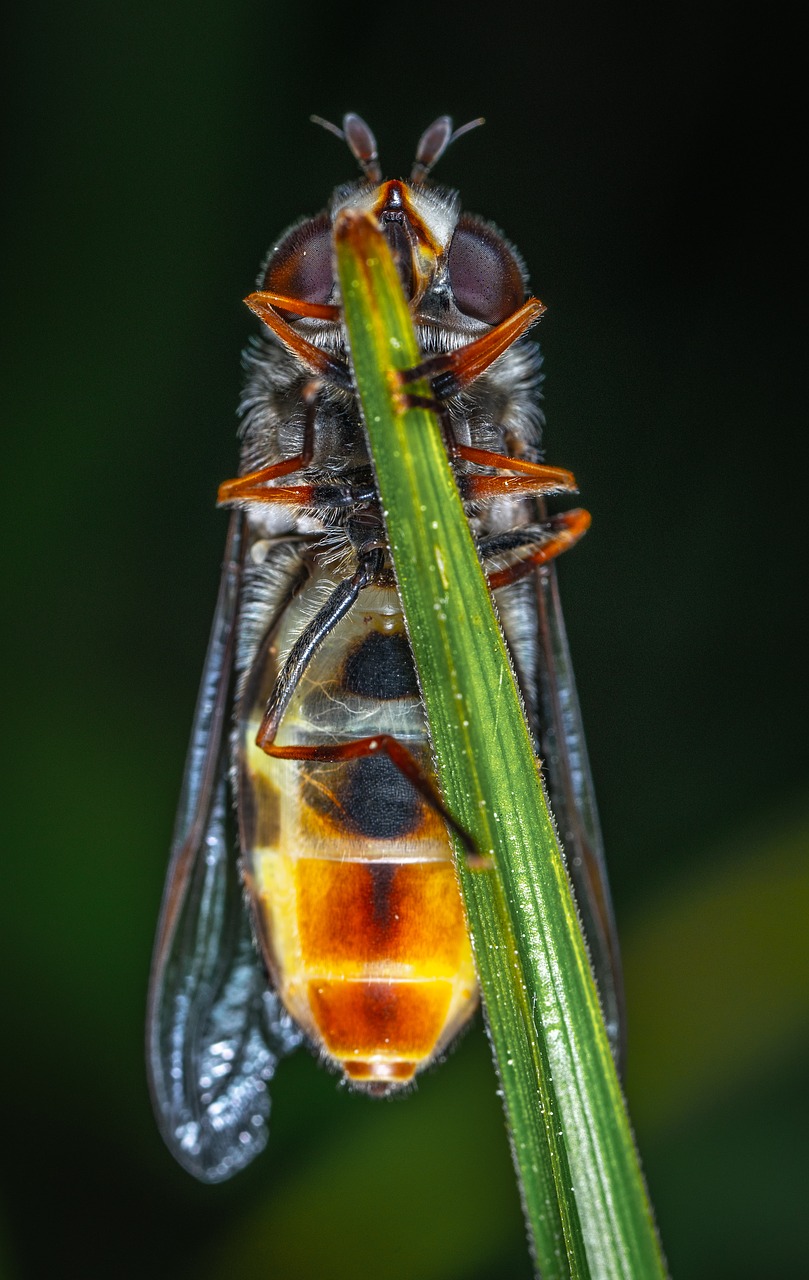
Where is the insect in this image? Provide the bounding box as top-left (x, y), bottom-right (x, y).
top-left (147, 113), bottom-right (624, 1182)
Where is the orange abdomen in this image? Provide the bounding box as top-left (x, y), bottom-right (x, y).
top-left (237, 580), bottom-right (478, 1090)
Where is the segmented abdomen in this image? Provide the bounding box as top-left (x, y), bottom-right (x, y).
top-left (237, 575), bottom-right (477, 1091)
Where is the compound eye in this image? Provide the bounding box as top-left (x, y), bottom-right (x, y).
top-left (447, 215), bottom-right (525, 324)
top-left (262, 212), bottom-right (334, 304)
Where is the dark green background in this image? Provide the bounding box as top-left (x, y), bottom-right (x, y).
top-left (3, 3), bottom-right (805, 1277)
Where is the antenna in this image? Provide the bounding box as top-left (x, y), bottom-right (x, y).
top-left (310, 113), bottom-right (382, 183)
top-left (411, 116), bottom-right (485, 182)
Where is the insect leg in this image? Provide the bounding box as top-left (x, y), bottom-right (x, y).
top-left (265, 734), bottom-right (478, 861)
top-left (460, 471), bottom-right (578, 503)
top-left (218, 380), bottom-right (322, 501)
top-left (396, 394), bottom-right (576, 497)
top-left (479, 510), bottom-right (592, 590)
top-left (246, 289), bottom-right (340, 322)
top-left (399, 297), bottom-right (545, 397)
top-left (394, 391), bottom-right (464, 462)
top-left (455, 446), bottom-right (575, 489)
top-left (394, 404), bottom-right (579, 499)
top-left (253, 556), bottom-right (477, 860)
top-left (256, 546), bottom-right (385, 746)
top-left (219, 477), bottom-right (375, 512)
top-left (243, 292), bottom-right (352, 388)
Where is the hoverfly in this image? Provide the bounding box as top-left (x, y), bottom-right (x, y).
top-left (147, 114), bottom-right (623, 1182)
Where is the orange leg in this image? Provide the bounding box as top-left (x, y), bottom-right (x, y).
top-left (456, 446), bottom-right (574, 488)
top-left (400, 297), bottom-right (545, 397)
top-left (218, 379), bottom-right (322, 504)
top-left (218, 480), bottom-right (318, 508)
top-left (259, 734), bottom-right (477, 860)
top-left (219, 432), bottom-right (575, 511)
top-left (461, 472), bottom-right (576, 502)
top-left (396, 395), bottom-right (577, 495)
top-left (244, 291), bottom-right (350, 387)
top-left (217, 474), bottom-right (375, 511)
top-left (247, 290), bottom-right (340, 322)
top-left (253, 551), bottom-right (479, 862)
top-left (483, 510), bottom-right (591, 590)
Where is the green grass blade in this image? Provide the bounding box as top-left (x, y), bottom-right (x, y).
top-left (335, 208), bottom-right (666, 1279)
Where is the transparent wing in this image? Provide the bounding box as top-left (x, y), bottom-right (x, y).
top-left (146, 513), bottom-right (302, 1182)
top-left (533, 562), bottom-right (626, 1067)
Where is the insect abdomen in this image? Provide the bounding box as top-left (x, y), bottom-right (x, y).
top-left (238, 577), bottom-right (477, 1090)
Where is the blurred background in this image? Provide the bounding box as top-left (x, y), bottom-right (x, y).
top-left (2, 1), bottom-right (805, 1276)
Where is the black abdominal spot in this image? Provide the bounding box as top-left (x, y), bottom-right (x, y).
top-left (338, 754), bottom-right (421, 839)
top-left (368, 862), bottom-right (397, 929)
top-left (341, 631), bottom-right (419, 701)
